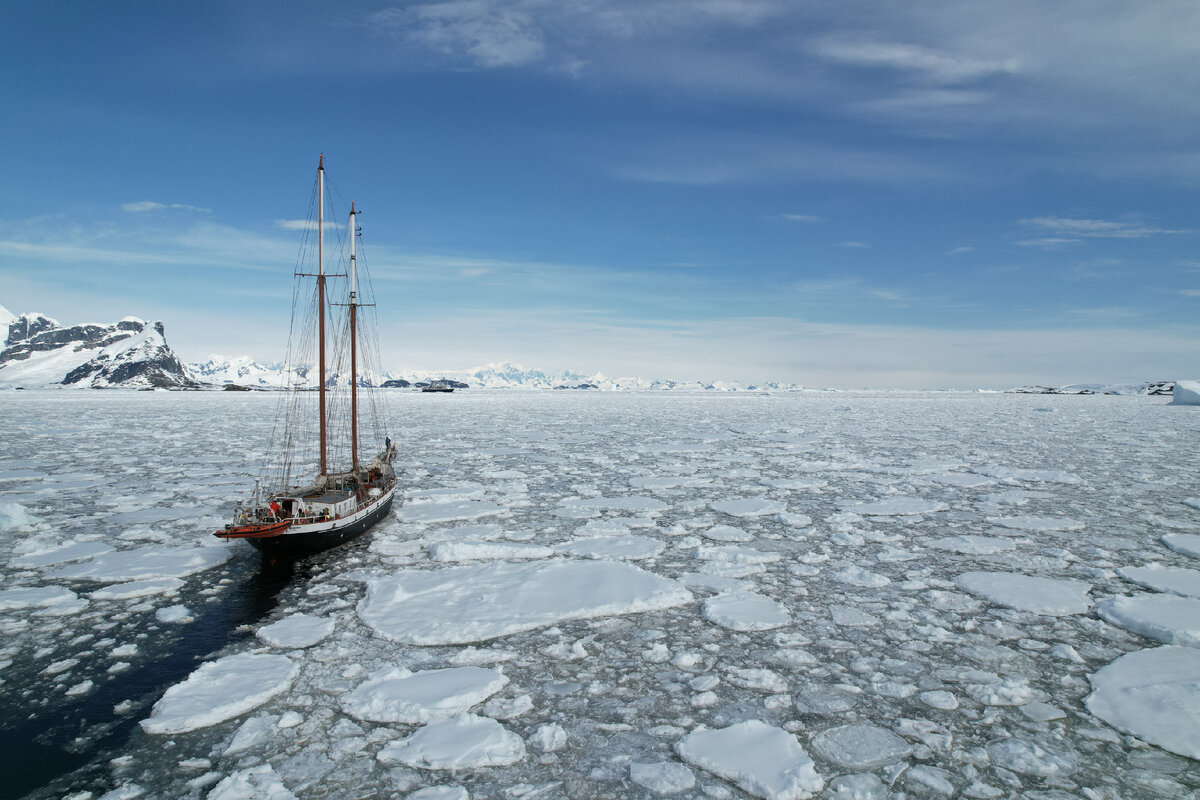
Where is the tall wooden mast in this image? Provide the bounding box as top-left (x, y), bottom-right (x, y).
top-left (317, 154), bottom-right (328, 477)
top-left (349, 202), bottom-right (359, 471)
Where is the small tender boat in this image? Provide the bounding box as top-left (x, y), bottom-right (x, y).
top-left (216, 155), bottom-right (399, 558)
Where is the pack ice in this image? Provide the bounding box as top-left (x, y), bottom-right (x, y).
top-left (357, 559), bottom-right (692, 644)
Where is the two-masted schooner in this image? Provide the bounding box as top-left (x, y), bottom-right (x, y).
top-left (216, 155), bottom-right (399, 557)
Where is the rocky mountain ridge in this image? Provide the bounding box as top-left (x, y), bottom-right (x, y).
top-left (0, 305), bottom-right (198, 389)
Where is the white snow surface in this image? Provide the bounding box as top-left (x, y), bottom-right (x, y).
top-left (356, 559), bottom-right (693, 644)
top-left (255, 613), bottom-right (336, 649)
top-left (843, 497), bottom-right (947, 516)
top-left (955, 571), bottom-right (1093, 615)
top-left (207, 765), bottom-right (297, 800)
top-left (1085, 645), bottom-right (1200, 759)
top-left (376, 714), bottom-right (526, 769)
top-left (1117, 564), bottom-right (1200, 598)
top-left (703, 591), bottom-right (791, 631)
top-left (141, 653), bottom-right (297, 734)
top-left (340, 666), bottom-right (508, 723)
top-left (676, 720), bottom-right (824, 800)
top-left (47, 545), bottom-right (230, 582)
top-left (1162, 533), bottom-right (1200, 559)
top-left (1096, 594), bottom-right (1200, 647)
top-left (1169, 379), bottom-right (1200, 405)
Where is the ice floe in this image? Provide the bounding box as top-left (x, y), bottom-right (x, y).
top-left (554, 535), bottom-right (664, 560)
top-left (141, 653), bottom-right (297, 734)
top-left (1085, 645), bottom-right (1200, 759)
top-left (1117, 564), bottom-right (1200, 598)
top-left (340, 666), bottom-right (508, 723)
top-left (676, 720), bottom-right (824, 800)
top-left (47, 545), bottom-right (230, 582)
top-left (10, 541), bottom-right (114, 568)
top-left (399, 500), bottom-right (504, 524)
top-left (844, 497), bottom-right (947, 516)
top-left (702, 591), bottom-right (790, 631)
top-left (357, 559), bottom-right (692, 645)
top-left (89, 578), bottom-right (183, 600)
top-left (255, 613), bottom-right (336, 649)
top-left (710, 498), bottom-right (787, 517)
top-left (1162, 533), bottom-right (1200, 559)
top-left (955, 571), bottom-right (1092, 615)
top-left (207, 765), bottom-right (297, 800)
top-left (925, 535), bottom-right (1015, 555)
top-left (428, 542), bottom-right (553, 562)
top-left (1096, 593), bottom-right (1200, 647)
top-left (629, 761), bottom-right (695, 795)
top-left (376, 714), bottom-right (526, 769)
top-left (0, 585), bottom-right (79, 610)
top-left (987, 515), bottom-right (1084, 532)
top-left (809, 723), bottom-right (912, 770)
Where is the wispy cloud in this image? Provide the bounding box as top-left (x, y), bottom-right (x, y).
top-left (839, 240), bottom-right (869, 248)
top-left (123, 200), bottom-right (210, 214)
top-left (811, 37), bottom-right (1021, 85)
top-left (947, 246), bottom-right (973, 255)
top-left (780, 213), bottom-right (821, 223)
top-left (1020, 216), bottom-right (1192, 239)
top-left (371, 2), bottom-right (545, 68)
top-left (1182, 289), bottom-right (1200, 297)
top-left (274, 219), bottom-right (340, 231)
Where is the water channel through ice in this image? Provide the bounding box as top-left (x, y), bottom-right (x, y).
top-left (1, 390), bottom-right (1199, 799)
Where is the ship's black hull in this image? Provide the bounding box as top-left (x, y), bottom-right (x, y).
top-left (247, 493), bottom-right (395, 560)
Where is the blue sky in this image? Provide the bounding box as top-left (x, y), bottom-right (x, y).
top-left (2, 1), bottom-right (1198, 388)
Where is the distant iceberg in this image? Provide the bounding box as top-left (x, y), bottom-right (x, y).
top-left (1170, 379), bottom-right (1200, 405)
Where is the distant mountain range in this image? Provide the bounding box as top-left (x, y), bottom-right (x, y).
top-left (0, 303), bottom-right (1186, 394)
top-left (0, 304), bottom-right (801, 391)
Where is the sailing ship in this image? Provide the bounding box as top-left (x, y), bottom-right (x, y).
top-left (216, 155), bottom-right (399, 557)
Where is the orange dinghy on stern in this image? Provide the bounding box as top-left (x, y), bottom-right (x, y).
top-left (216, 519), bottom-right (292, 539)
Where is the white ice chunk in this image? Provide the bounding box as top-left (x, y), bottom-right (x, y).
top-left (341, 666), bottom-right (508, 723)
top-left (11, 541), bottom-right (114, 568)
top-left (47, 545), bottom-right (230, 582)
top-left (357, 559), bottom-right (692, 645)
top-left (530, 723), bottom-right (567, 752)
top-left (711, 498), bottom-right (786, 518)
top-left (140, 653), bottom-right (297, 734)
top-left (0, 585), bottom-right (78, 610)
top-left (1163, 533), bottom-right (1200, 560)
top-left (844, 498), bottom-right (947, 516)
top-left (155, 604), bottom-right (193, 624)
top-left (256, 614), bottom-right (336, 649)
top-left (376, 714), bottom-right (526, 769)
top-left (1168, 379), bottom-right (1200, 405)
top-left (985, 739), bottom-right (1075, 777)
top-left (987, 515), bottom-right (1084, 532)
top-left (926, 536), bottom-right (1015, 555)
top-left (703, 591), bottom-right (790, 631)
top-left (400, 500), bottom-right (504, 523)
top-left (832, 566), bottom-right (890, 588)
top-left (810, 723), bottom-right (912, 770)
top-left (429, 542), bottom-right (553, 562)
top-left (555, 535), bottom-right (664, 560)
top-left (554, 497), bottom-right (668, 518)
top-left (409, 788), bottom-right (469, 800)
top-left (955, 572), bottom-right (1092, 616)
top-left (630, 762), bottom-right (696, 795)
top-left (675, 720), bottom-right (824, 800)
top-left (1118, 565), bottom-right (1200, 599)
top-left (702, 525), bottom-right (753, 542)
top-left (89, 578), bottom-right (184, 600)
top-left (977, 466), bottom-right (1081, 485)
top-left (0, 501), bottom-right (36, 531)
top-left (1085, 645), bottom-right (1200, 759)
top-left (224, 715), bottom-right (276, 756)
top-left (207, 765), bottom-right (297, 800)
top-left (928, 473), bottom-right (996, 488)
top-left (1096, 594), bottom-right (1200, 647)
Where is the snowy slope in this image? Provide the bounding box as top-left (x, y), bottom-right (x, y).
top-left (0, 308), bottom-right (198, 389)
top-left (187, 357), bottom-right (806, 392)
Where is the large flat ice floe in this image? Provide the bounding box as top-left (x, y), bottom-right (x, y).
top-left (357, 559), bottom-right (693, 645)
top-left (399, 499), bottom-right (504, 524)
top-left (843, 497), bottom-right (947, 516)
top-left (955, 571), bottom-right (1093, 615)
top-left (675, 720), bottom-right (824, 800)
top-left (46, 545), bottom-right (230, 582)
top-left (376, 714), bottom-right (526, 769)
top-left (207, 765), bottom-right (297, 800)
top-left (140, 653), bottom-right (297, 734)
top-left (1117, 564), bottom-right (1200, 599)
top-left (341, 666), bottom-right (508, 723)
top-left (255, 613), bottom-right (336, 649)
top-left (702, 590), bottom-right (791, 631)
top-left (1096, 594), bottom-right (1200, 647)
top-left (1086, 645), bottom-right (1200, 759)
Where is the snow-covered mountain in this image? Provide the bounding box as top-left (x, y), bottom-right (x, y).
top-left (1007, 381), bottom-right (1174, 396)
top-left (0, 304), bottom-right (198, 389)
top-left (187, 357), bottom-right (806, 392)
